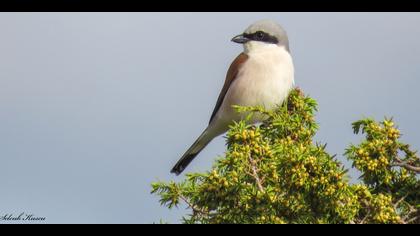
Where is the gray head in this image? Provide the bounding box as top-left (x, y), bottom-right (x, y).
top-left (231, 20), bottom-right (290, 51)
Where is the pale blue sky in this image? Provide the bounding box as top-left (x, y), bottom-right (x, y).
top-left (0, 13), bottom-right (419, 224)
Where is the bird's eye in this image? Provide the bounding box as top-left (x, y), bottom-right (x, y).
top-left (256, 31), bottom-right (265, 40)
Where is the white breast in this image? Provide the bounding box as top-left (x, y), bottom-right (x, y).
top-left (216, 43), bottom-right (294, 126)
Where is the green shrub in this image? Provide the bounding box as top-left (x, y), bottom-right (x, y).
top-left (152, 88), bottom-right (419, 224)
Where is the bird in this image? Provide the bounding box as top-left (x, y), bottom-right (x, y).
top-left (171, 20), bottom-right (295, 175)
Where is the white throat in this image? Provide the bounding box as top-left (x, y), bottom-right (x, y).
top-left (243, 41), bottom-right (283, 54)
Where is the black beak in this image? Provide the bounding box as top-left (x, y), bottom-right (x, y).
top-left (231, 34), bottom-right (249, 44)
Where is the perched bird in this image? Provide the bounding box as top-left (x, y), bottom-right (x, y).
top-left (171, 20), bottom-right (295, 175)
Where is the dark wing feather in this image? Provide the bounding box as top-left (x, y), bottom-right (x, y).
top-left (209, 53), bottom-right (248, 124)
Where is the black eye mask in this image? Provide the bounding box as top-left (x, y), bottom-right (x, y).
top-left (243, 31), bottom-right (279, 44)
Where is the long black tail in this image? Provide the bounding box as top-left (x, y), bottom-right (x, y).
top-left (171, 129), bottom-right (212, 175)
